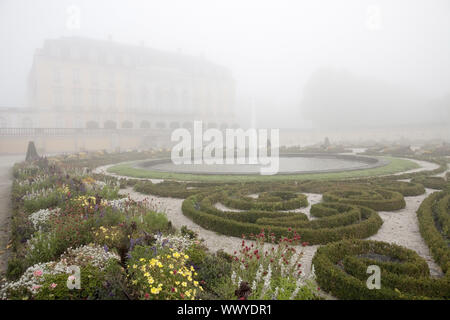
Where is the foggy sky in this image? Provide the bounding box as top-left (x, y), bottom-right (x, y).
top-left (1, 0), bottom-right (449, 128)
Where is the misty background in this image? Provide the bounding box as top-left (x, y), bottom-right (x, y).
top-left (0, 0), bottom-right (449, 129)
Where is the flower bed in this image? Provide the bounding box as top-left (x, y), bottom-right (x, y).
top-left (212, 230), bottom-right (320, 300)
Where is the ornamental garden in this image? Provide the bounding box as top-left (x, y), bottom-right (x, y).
top-left (0, 148), bottom-right (449, 300)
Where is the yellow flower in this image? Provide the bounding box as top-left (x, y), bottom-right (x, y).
top-left (193, 281), bottom-right (198, 287)
top-left (173, 252), bottom-right (181, 259)
top-left (169, 264), bottom-right (174, 269)
top-left (185, 291), bottom-right (191, 298)
top-left (150, 287), bottom-right (160, 294)
top-left (182, 282), bottom-right (187, 287)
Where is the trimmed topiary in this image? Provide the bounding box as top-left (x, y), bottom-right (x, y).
top-left (411, 176), bottom-right (447, 190)
top-left (133, 180), bottom-right (224, 199)
top-left (322, 187), bottom-right (406, 211)
top-left (312, 239), bottom-right (450, 300)
top-left (369, 180), bottom-right (425, 197)
top-left (182, 189), bottom-right (383, 244)
top-left (416, 190), bottom-right (450, 274)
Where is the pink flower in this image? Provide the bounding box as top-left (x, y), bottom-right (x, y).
top-left (50, 283), bottom-right (58, 289)
top-left (32, 285), bottom-right (42, 291)
top-left (33, 270), bottom-right (43, 277)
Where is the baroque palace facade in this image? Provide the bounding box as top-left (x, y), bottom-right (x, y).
top-left (0, 36), bottom-right (237, 130)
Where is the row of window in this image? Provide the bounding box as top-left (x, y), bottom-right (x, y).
top-left (0, 117), bottom-right (33, 128)
top-left (46, 44), bottom-right (229, 78)
top-left (52, 69), bottom-right (228, 99)
top-left (87, 121), bottom-right (237, 130)
top-left (0, 117), bottom-right (238, 130)
top-left (52, 87), bottom-right (228, 114)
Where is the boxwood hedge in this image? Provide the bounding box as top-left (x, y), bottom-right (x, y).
top-left (312, 239), bottom-right (450, 299)
top-left (322, 188), bottom-right (406, 211)
top-left (416, 190), bottom-right (450, 274)
top-left (182, 191), bottom-right (383, 244)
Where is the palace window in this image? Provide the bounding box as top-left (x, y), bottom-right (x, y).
top-left (53, 69), bottom-right (62, 84)
top-left (73, 69), bottom-right (80, 86)
top-left (140, 120), bottom-right (150, 129)
top-left (122, 120), bottom-right (133, 129)
top-left (104, 120), bottom-right (117, 129)
top-left (90, 89), bottom-right (99, 110)
top-left (22, 118), bottom-right (33, 128)
top-left (53, 87), bottom-right (63, 110)
top-left (0, 117), bottom-right (7, 128)
top-left (72, 88), bottom-right (82, 110)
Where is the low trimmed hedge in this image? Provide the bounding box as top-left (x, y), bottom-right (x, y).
top-left (219, 185), bottom-right (308, 211)
top-left (312, 239), bottom-right (450, 299)
top-left (134, 180), bottom-right (224, 199)
top-left (369, 180), bottom-right (425, 197)
top-left (322, 188), bottom-right (406, 211)
top-left (411, 176), bottom-right (447, 190)
top-left (182, 193), bottom-right (383, 244)
top-left (416, 191), bottom-right (450, 274)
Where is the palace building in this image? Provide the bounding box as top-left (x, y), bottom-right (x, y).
top-left (0, 36), bottom-right (237, 130)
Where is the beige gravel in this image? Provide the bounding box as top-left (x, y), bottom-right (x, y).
top-left (104, 157), bottom-right (445, 286)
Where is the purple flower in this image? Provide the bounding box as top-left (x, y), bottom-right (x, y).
top-left (104, 245), bottom-right (109, 252)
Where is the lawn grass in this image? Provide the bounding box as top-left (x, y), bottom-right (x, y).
top-left (106, 157), bottom-right (420, 183)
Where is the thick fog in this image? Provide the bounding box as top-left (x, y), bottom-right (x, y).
top-left (0, 0), bottom-right (449, 129)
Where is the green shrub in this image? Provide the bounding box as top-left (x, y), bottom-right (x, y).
top-left (182, 193), bottom-right (382, 245)
top-left (411, 176), bottom-right (447, 190)
top-left (323, 188), bottom-right (405, 211)
top-left (416, 191), bottom-right (450, 273)
top-left (312, 239), bottom-right (450, 300)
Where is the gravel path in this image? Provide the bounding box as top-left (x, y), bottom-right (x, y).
top-left (367, 188), bottom-right (444, 277)
top-left (99, 156), bottom-right (445, 298)
top-left (0, 155), bottom-right (25, 277)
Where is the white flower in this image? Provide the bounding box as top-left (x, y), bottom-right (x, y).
top-left (259, 264), bottom-right (272, 299)
top-left (29, 208), bottom-right (60, 229)
top-left (231, 271), bottom-right (237, 285)
top-left (0, 244), bottom-right (119, 299)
